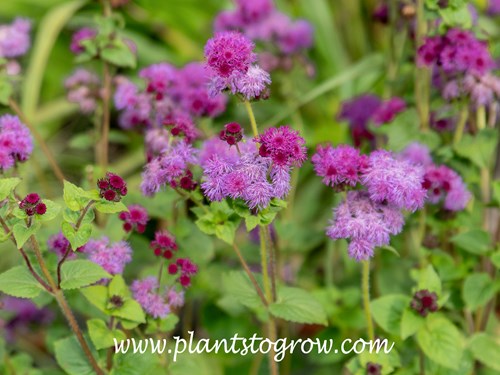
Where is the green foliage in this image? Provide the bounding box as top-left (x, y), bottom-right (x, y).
top-left (0, 265), bottom-right (45, 298)
top-left (87, 318), bottom-right (126, 350)
top-left (60, 260), bottom-right (111, 290)
top-left (462, 272), bottom-right (497, 310)
top-left (450, 229), bottom-right (492, 255)
top-left (62, 221), bottom-right (93, 249)
top-left (194, 201), bottom-right (241, 245)
top-left (454, 129), bottom-right (498, 169)
top-left (269, 286), bottom-right (328, 325)
top-left (0, 177), bottom-right (21, 201)
top-left (54, 335), bottom-right (98, 375)
top-left (12, 222), bottom-right (41, 249)
top-left (371, 294), bottom-right (410, 335)
top-left (468, 333), bottom-right (500, 372)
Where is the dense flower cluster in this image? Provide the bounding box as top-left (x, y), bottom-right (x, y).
top-left (131, 278), bottom-right (185, 319)
top-left (150, 230), bottom-right (178, 258)
top-left (64, 69), bottom-right (101, 113)
top-left (327, 191), bottom-right (404, 261)
top-left (19, 193), bottom-right (46, 216)
top-left (337, 95), bottom-right (405, 147)
top-left (204, 31), bottom-right (271, 99)
top-left (0, 18), bottom-right (31, 58)
top-left (399, 143), bottom-right (471, 211)
top-left (418, 28), bottom-right (500, 106)
top-left (213, 0), bottom-right (313, 72)
top-left (119, 204), bottom-right (149, 233)
top-left (255, 126), bottom-right (307, 167)
top-left (311, 145), bottom-right (366, 190)
top-left (219, 122), bottom-right (244, 146)
top-left (97, 172), bottom-right (128, 202)
top-left (168, 258), bottom-right (198, 287)
top-left (410, 289), bottom-right (438, 317)
top-left (114, 62), bottom-right (226, 131)
top-left (140, 139), bottom-right (197, 196)
top-left (0, 115), bottom-right (33, 171)
top-left (82, 237), bottom-right (132, 275)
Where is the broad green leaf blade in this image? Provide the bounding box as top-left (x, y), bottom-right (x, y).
top-left (81, 285), bottom-right (108, 313)
top-left (54, 335), bottom-right (98, 375)
top-left (462, 273), bottom-right (496, 310)
top-left (0, 266), bottom-right (45, 298)
top-left (270, 286), bottom-right (328, 325)
top-left (87, 318), bottom-right (126, 350)
top-left (371, 294), bottom-right (410, 335)
top-left (60, 260), bottom-right (111, 290)
top-left (450, 229), bottom-right (491, 255)
top-left (416, 314), bottom-right (464, 370)
top-left (94, 200), bottom-right (127, 214)
top-left (12, 223), bottom-right (40, 249)
top-left (0, 177), bottom-right (21, 201)
top-left (468, 333), bottom-right (500, 372)
top-left (401, 308), bottom-right (425, 340)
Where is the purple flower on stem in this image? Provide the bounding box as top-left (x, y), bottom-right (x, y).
top-left (255, 126), bottom-right (307, 168)
top-left (0, 114), bottom-right (33, 170)
top-left (70, 27), bottom-right (97, 55)
top-left (372, 97), bottom-right (406, 126)
top-left (65, 69), bottom-right (101, 114)
top-left (119, 204), bottom-right (149, 233)
top-left (0, 18), bottom-right (31, 58)
top-left (82, 237), bottom-right (132, 275)
top-left (423, 165), bottom-right (471, 211)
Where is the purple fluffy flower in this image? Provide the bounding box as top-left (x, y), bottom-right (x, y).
top-left (255, 126), bottom-right (307, 167)
top-left (70, 27), bottom-right (97, 54)
top-left (423, 165), bottom-right (471, 211)
top-left (0, 18), bottom-right (31, 58)
top-left (362, 150), bottom-right (426, 211)
top-left (399, 143), bottom-right (433, 167)
top-left (338, 95), bottom-right (381, 147)
top-left (311, 144), bottom-right (366, 190)
top-left (139, 63), bottom-right (177, 98)
top-left (232, 65), bottom-right (271, 99)
top-left (372, 97), bottom-right (406, 126)
top-left (82, 237), bottom-right (132, 275)
top-left (327, 191), bottom-right (404, 261)
top-left (65, 69), bottom-right (101, 113)
top-left (0, 114), bottom-right (33, 170)
top-left (131, 277), bottom-right (170, 319)
top-left (119, 204), bottom-right (149, 233)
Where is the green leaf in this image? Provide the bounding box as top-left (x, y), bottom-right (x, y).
top-left (145, 314), bottom-right (179, 334)
top-left (22, 0), bottom-right (87, 117)
top-left (439, 5), bottom-right (472, 28)
top-left (245, 215), bottom-right (260, 231)
top-left (416, 265), bottom-right (442, 296)
top-left (0, 177), bottom-right (21, 201)
top-left (0, 79), bottom-right (13, 105)
top-left (214, 219), bottom-right (240, 245)
top-left (371, 294), bottom-right (410, 335)
top-left (111, 300), bottom-right (146, 323)
top-left (269, 286), bottom-right (328, 325)
top-left (37, 199), bottom-right (61, 221)
top-left (462, 273), bottom-right (496, 310)
top-left (88, 318), bottom-right (126, 350)
top-left (450, 229), bottom-right (491, 255)
top-left (468, 333), bottom-right (500, 372)
top-left (54, 335), bottom-right (98, 375)
top-left (0, 266), bottom-right (45, 298)
top-left (416, 314), bottom-right (464, 370)
top-left (101, 43), bottom-right (136, 68)
top-left (454, 129), bottom-right (498, 169)
top-left (12, 223), bottom-right (40, 249)
top-left (81, 285), bottom-right (108, 312)
top-left (63, 207), bottom-right (95, 225)
top-left (60, 260), bottom-right (111, 290)
top-left (62, 222), bottom-right (93, 249)
top-left (491, 251), bottom-right (500, 269)
top-left (401, 308), bottom-right (425, 340)
top-left (111, 352), bottom-right (162, 375)
top-left (108, 275), bottom-right (131, 299)
top-left (222, 271), bottom-right (265, 311)
top-left (63, 180), bottom-right (93, 211)
top-left (94, 200), bottom-right (127, 214)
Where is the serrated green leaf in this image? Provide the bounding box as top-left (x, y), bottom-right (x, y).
top-left (401, 308), bottom-right (425, 340)
top-left (111, 299), bottom-right (145, 323)
top-left (81, 285), bottom-right (108, 312)
top-left (60, 260), bottom-right (111, 290)
top-left (88, 318), bottom-right (126, 350)
top-left (62, 222), bottom-right (93, 249)
top-left (37, 199), bottom-right (61, 222)
top-left (453, 129), bottom-right (498, 169)
top-left (0, 177), bottom-right (21, 201)
top-left (54, 335), bottom-right (98, 375)
top-left (222, 271), bottom-right (265, 312)
top-left (468, 333), bottom-right (500, 372)
top-left (0, 266), bottom-right (45, 298)
top-left (245, 215), bottom-right (260, 231)
top-left (108, 275), bottom-right (131, 299)
top-left (371, 294), bottom-right (410, 335)
top-left (94, 200), bottom-right (127, 214)
top-left (417, 265), bottom-right (442, 296)
top-left (270, 286), bottom-right (328, 325)
top-left (462, 273), bottom-right (496, 310)
top-left (13, 223), bottom-right (40, 249)
top-left (63, 180), bottom-right (92, 211)
top-left (450, 229), bottom-right (491, 255)
top-left (416, 314), bottom-right (464, 370)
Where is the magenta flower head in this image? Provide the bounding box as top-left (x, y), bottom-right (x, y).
top-left (372, 97), bottom-right (406, 126)
top-left (70, 27), bottom-right (97, 55)
top-left (47, 232), bottom-right (80, 260)
top-left (0, 18), bottom-right (31, 58)
top-left (220, 122), bottom-right (243, 146)
top-left (398, 142), bottom-right (433, 167)
top-left (232, 65), bottom-right (271, 100)
top-left (255, 126), bottom-right (307, 167)
top-left (98, 172), bottom-right (127, 202)
top-left (81, 237), bottom-right (132, 275)
top-left (64, 69), bottom-right (101, 114)
top-left (423, 165), bottom-right (471, 211)
top-left (366, 363), bottom-right (382, 375)
top-left (0, 114), bottom-right (33, 171)
top-left (19, 193), bottom-right (46, 217)
top-left (119, 204), bottom-right (149, 233)
top-left (204, 31), bottom-right (256, 79)
top-left (327, 191), bottom-right (404, 261)
top-left (163, 112), bottom-right (200, 143)
top-left (150, 230), bottom-right (177, 259)
top-left (410, 290), bottom-right (438, 317)
top-left (311, 144), bottom-right (366, 190)
top-left (362, 150), bottom-right (426, 212)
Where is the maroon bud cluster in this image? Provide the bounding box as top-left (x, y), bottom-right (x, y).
top-left (98, 172), bottom-right (127, 202)
top-left (219, 122), bottom-right (243, 146)
top-left (169, 258), bottom-right (198, 287)
top-left (171, 170), bottom-right (197, 191)
top-left (19, 193), bottom-right (46, 216)
top-left (366, 362), bottom-right (382, 375)
top-left (410, 289), bottom-right (438, 317)
top-left (151, 230), bottom-right (178, 259)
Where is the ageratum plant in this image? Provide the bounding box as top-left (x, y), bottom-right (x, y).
top-left (0, 0), bottom-right (499, 374)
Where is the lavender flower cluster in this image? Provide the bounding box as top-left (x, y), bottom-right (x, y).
top-left (0, 18), bottom-right (31, 76)
top-left (0, 115), bottom-right (33, 171)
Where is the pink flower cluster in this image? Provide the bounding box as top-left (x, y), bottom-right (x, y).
top-left (114, 62), bottom-right (226, 131)
top-left (119, 204), bottom-right (149, 234)
top-left (0, 18), bottom-right (31, 59)
top-left (47, 232), bottom-right (80, 260)
top-left (214, 0), bottom-right (313, 71)
top-left (131, 278), bottom-right (185, 319)
top-left (150, 230), bottom-right (178, 259)
top-left (97, 172), bottom-right (128, 202)
top-left (64, 69), bottom-right (101, 113)
top-left (0, 115), bottom-right (33, 171)
top-left (81, 237), bottom-right (132, 275)
top-left (202, 126), bottom-right (306, 209)
top-left (204, 32), bottom-right (271, 99)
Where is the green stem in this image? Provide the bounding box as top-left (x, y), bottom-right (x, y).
top-left (453, 105), bottom-right (469, 146)
top-left (259, 225), bottom-right (272, 301)
top-left (233, 243), bottom-right (268, 307)
top-left (477, 105), bottom-right (486, 131)
top-left (244, 100), bottom-right (259, 137)
top-left (362, 260), bottom-right (374, 341)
